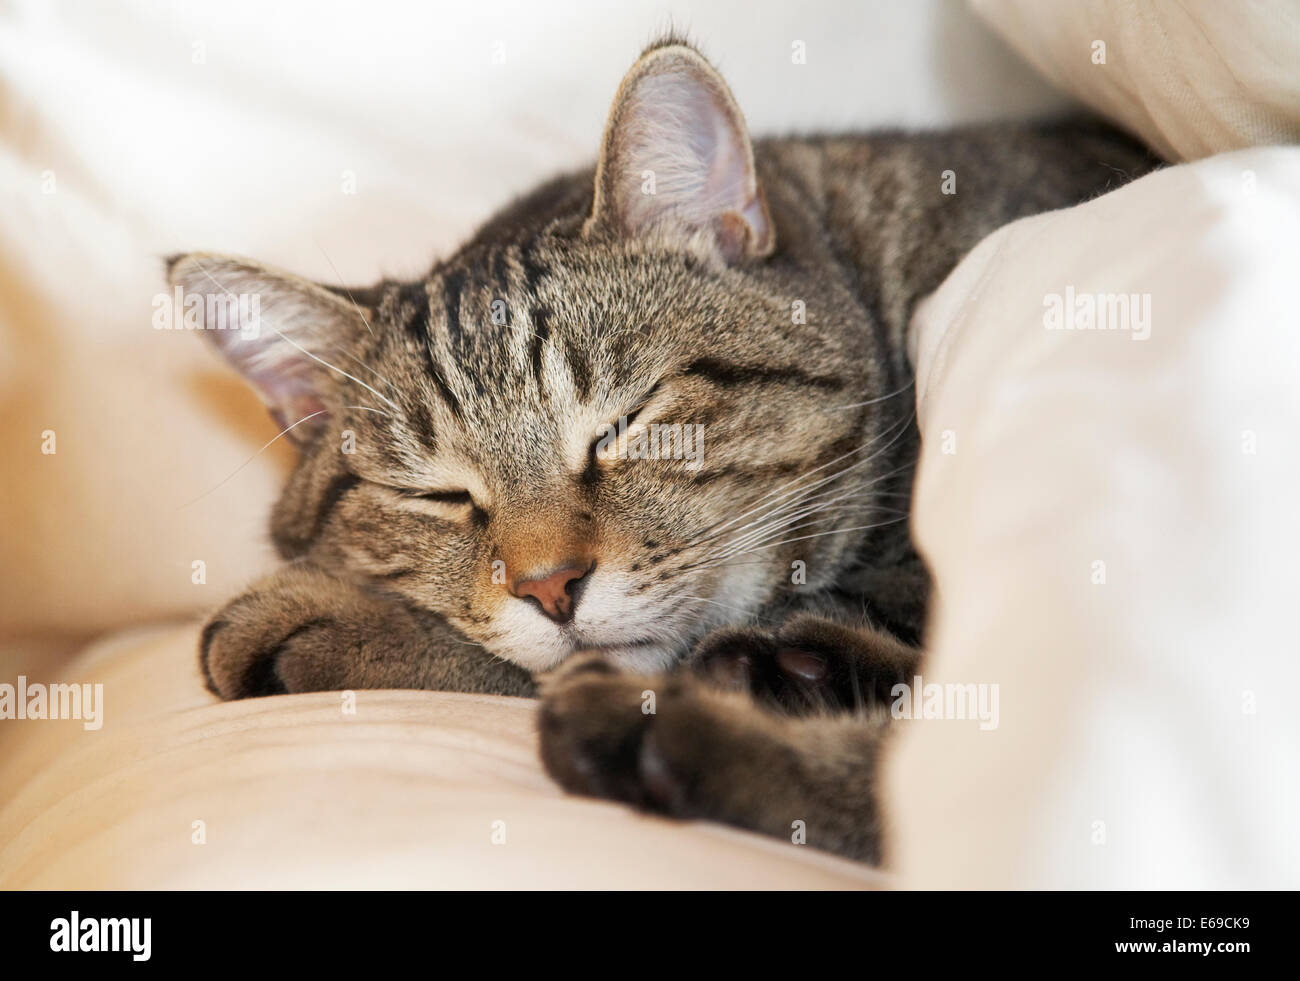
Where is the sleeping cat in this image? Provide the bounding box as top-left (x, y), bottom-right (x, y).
top-left (170, 38), bottom-right (1156, 862)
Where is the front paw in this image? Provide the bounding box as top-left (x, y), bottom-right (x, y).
top-left (198, 565), bottom-right (377, 699)
top-left (536, 656), bottom-right (788, 826)
top-left (690, 614), bottom-right (918, 713)
top-left (200, 608), bottom-right (348, 699)
top-left (201, 564), bottom-right (538, 700)
top-left (536, 655), bottom-right (660, 805)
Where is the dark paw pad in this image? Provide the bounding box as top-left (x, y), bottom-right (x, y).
top-left (537, 659), bottom-right (658, 805)
top-left (691, 621), bottom-right (886, 712)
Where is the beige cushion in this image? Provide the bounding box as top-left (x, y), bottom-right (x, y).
top-left (0, 625), bottom-right (884, 888)
top-left (973, 0), bottom-right (1300, 161)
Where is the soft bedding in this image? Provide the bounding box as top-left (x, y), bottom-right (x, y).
top-left (0, 625), bottom-right (883, 889)
top-left (3, 0), bottom-right (1298, 889)
top-left (974, 0), bottom-right (1300, 161)
top-left (5, 147), bottom-right (1296, 889)
top-left (893, 146), bottom-right (1300, 888)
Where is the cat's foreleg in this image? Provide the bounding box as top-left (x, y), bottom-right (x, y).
top-left (688, 612), bottom-right (922, 715)
top-left (537, 654), bottom-right (892, 862)
top-left (199, 561), bottom-right (534, 699)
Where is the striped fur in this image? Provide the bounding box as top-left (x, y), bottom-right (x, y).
top-left (173, 39), bottom-right (1157, 860)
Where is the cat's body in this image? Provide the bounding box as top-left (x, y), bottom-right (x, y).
top-left (173, 40), bottom-right (1157, 862)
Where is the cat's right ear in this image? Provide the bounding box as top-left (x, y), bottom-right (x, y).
top-left (166, 253), bottom-right (371, 441)
top-left (584, 42), bottom-right (774, 264)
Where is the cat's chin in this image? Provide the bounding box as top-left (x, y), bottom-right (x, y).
top-left (567, 640), bottom-right (680, 673)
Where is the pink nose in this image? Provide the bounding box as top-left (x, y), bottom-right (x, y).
top-left (511, 563), bottom-right (593, 623)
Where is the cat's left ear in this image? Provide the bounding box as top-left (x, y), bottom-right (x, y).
top-left (584, 42), bottom-right (773, 264)
top-left (166, 252), bottom-right (373, 443)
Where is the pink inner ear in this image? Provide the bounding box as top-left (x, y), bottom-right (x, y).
top-left (263, 383), bottom-right (328, 434)
top-left (206, 316), bottom-right (330, 434)
top-left (267, 395), bottom-right (327, 437)
top-left (169, 254), bottom-right (360, 441)
top-left (614, 68), bottom-right (769, 254)
top-left (702, 100), bottom-right (749, 208)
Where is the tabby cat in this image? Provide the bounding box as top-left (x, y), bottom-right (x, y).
top-left (170, 38), bottom-right (1156, 862)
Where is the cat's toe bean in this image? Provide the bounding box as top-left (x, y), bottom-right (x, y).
top-left (691, 625), bottom-right (843, 710)
top-left (635, 729), bottom-right (687, 813)
top-left (775, 647), bottom-right (828, 682)
top-left (703, 649), bottom-right (753, 689)
top-left (690, 627), bottom-right (774, 689)
top-left (536, 665), bottom-right (656, 804)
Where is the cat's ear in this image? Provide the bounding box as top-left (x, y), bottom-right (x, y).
top-left (166, 253), bottom-right (371, 442)
top-left (584, 42), bottom-right (773, 263)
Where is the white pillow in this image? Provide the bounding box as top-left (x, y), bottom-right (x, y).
top-left (974, 0), bottom-right (1300, 160)
top-left (889, 146), bottom-right (1300, 887)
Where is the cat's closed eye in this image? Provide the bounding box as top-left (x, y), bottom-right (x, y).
top-left (394, 487), bottom-right (488, 522)
top-left (400, 488), bottom-right (475, 505)
top-left (587, 383), bottom-right (664, 467)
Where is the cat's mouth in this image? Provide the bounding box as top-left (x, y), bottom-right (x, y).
top-left (565, 635), bottom-right (676, 670)
top-left (570, 637), bottom-right (659, 654)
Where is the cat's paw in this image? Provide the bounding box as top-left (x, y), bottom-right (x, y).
top-left (535, 654), bottom-right (658, 805)
top-left (200, 604), bottom-right (350, 699)
top-left (199, 564), bottom-right (385, 699)
top-left (690, 613), bottom-right (918, 713)
top-left (536, 654), bottom-right (793, 826)
top-left (200, 563), bottom-right (537, 700)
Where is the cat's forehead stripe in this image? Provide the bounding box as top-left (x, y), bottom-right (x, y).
top-left (520, 240), bottom-right (548, 299)
top-left (441, 267), bottom-right (466, 351)
top-left (529, 305), bottom-right (550, 393)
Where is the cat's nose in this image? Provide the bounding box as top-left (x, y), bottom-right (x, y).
top-left (511, 561), bottom-right (594, 624)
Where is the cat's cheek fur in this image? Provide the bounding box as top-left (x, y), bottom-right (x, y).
top-left (480, 597), bottom-right (576, 672)
top-left (488, 557), bottom-right (775, 672)
top-left (473, 566), bottom-right (704, 672)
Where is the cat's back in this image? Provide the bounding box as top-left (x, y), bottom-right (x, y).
top-left (756, 116), bottom-right (1156, 213)
top-left (751, 118), bottom-right (1159, 352)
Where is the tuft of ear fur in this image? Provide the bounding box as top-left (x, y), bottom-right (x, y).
top-left (166, 253), bottom-right (372, 442)
top-left (585, 42), bottom-right (773, 264)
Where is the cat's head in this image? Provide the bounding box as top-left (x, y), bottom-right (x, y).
top-left (170, 41), bottom-right (895, 672)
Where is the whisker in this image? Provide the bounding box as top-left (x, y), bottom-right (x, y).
top-left (177, 409), bottom-right (327, 509)
top-left (826, 376), bottom-right (915, 412)
top-left (731, 516), bottom-right (910, 554)
top-left (269, 329), bottom-right (401, 411)
top-left (702, 456), bottom-right (916, 562)
top-left (314, 240), bottom-right (375, 337)
top-left (191, 256), bottom-right (401, 412)
top-left (723, 506), bottom-right (899, 553)
top-left (675, 594), bottom-right (771, 622)
top-left (690, 508), bottom-right (902, 573)
top-left (178, 402), bottom-right (388, 509)
top-left (694, 410), bottom-right (915, 544)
